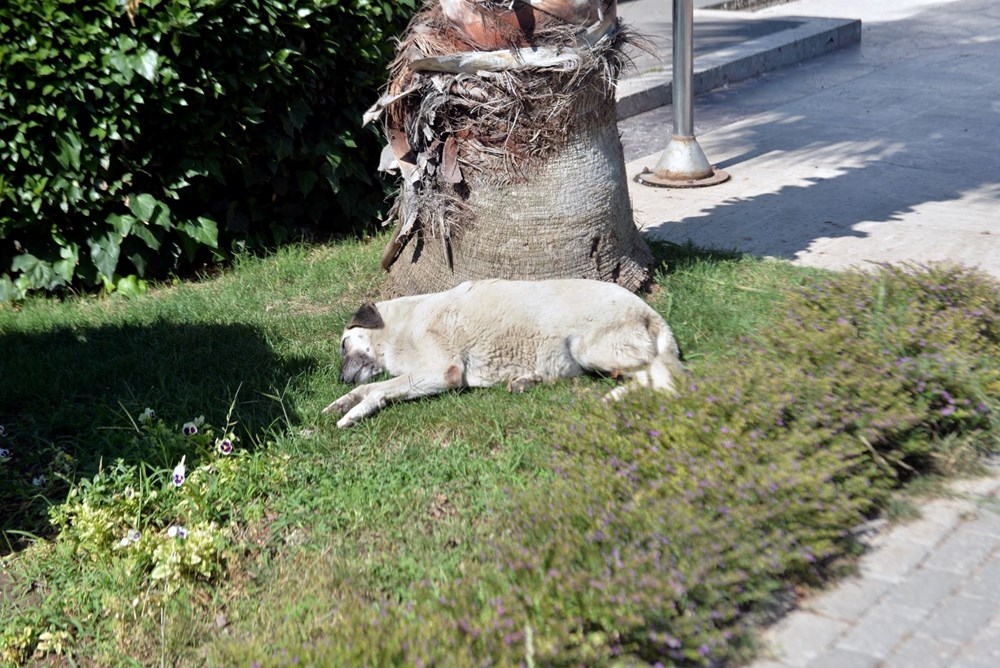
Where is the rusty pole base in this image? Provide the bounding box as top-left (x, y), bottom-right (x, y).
top-left (637, 135), bottom-right (731, 188)
top-left (637, 166), bottom-right (731, 188)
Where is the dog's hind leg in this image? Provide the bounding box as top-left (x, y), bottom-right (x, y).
top-left (572, 318), bottom-right (684, 401)
top-left (634, 326), bottom-right (686, 393)
top-left (604, 355), bottom-right (683, 402)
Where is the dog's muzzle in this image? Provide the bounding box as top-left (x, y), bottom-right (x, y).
top-left (339, 353), bottom-right (381, 385)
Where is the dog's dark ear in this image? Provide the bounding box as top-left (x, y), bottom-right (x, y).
top-left (347, 302), bottom-right (384, 330)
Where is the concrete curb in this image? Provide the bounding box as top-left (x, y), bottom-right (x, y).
top-left (616, 16), bottom-right (862, 119)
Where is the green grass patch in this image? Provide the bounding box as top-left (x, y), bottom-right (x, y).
top-left (1, 239), bottom-right (998, 665)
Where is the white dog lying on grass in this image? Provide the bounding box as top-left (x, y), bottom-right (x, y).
top-left (324, 278), bottom-right (685, 428)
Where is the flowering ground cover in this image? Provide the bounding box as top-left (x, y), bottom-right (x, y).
top-left (1, 239), bottom-right (998, 665)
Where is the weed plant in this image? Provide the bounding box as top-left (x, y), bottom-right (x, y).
top-left (1, 242), bottom-right (998, 666)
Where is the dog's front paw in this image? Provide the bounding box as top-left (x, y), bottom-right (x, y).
top-left (335, 395), bottom-right (386, 429)
top-left (336, 414), bottom-right (358, 429)
top-left (603, 385), bottom-right (630, 403)
top-left (322, 392), bottom-right (361, 416)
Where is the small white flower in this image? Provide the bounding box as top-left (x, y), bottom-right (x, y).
top-left (216, 433), bottom-right (237, 455)
top-left (0, 448), bottom-right (11, 460)
top-left (182, 415), bottom-right (205, 435)
top-left (124, 486), bottom-right (135, 500)
top-left (139, 407), bottom-right (156, 424)
top-left (172, 456), bottom-right (186, 486)
top-left (166, 525), bottom-right (187, 539)
top-left (114, 530), bottom-right (141, 550)
top-left (31, 475), bottom-right (46, 487)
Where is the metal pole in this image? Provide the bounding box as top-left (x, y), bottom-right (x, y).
top-left (638, 0), bottom-right (729, 188)
top-left (674, 0), bottom-right (694, 137)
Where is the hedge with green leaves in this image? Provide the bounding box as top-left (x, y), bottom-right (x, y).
top-left (0, 0), bottom-right (414, 299)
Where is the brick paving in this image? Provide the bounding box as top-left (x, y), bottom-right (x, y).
top-left (754, 472), bottom-right (1000, 666)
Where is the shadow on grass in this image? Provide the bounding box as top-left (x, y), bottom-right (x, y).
top-left (647, 238), bottom-right (744, 276)
top-left (0, 319), bottom-right (314, 554)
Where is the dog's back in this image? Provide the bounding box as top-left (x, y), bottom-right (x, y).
top-left (430, 279), bottom-right (682, 392)
top-left (451, 278), bottom-right (656, 331)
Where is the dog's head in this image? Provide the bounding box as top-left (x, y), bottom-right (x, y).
top-left (339, 302), bottom-right (385, 385)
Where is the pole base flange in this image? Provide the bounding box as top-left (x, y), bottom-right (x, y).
top-left (636, 166), bottom-right (731, 188)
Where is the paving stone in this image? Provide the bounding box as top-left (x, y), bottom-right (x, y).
top-left (884, 515), bottom-right (960, 548)
top-left (949, 476), bottom-right (1000, 498)
top-left (809, 647), bottom-right (879, 668)
top-left (916, 499), bottom-right (979, 530)
top-left (965, 502), bottom-right (1000, 538)
top-left (960, 553), bottom-right (1000, 601)
top-left (883, 568), bottom-right (961, 611)
top-left (761, 612), bottom-right (849, 667)
top-left (915, 595), bottom-right (997, 645)
top-left (858, 538), bottom-right (933, 583)
top-left (949, 623), bottom-right (1000, 668)
top-left (922, 528), bottom-right (1000, 574)
top-left (884, 632), bottom-right (959, 668)
top-left (807, 577), bottom-right (891, 621)
top-left (836, 602), bottom-right (927, 659)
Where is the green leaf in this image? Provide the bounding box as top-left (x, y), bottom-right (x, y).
top-left (126, 250), bottom-right (148, 276)
top-left (107, 213), bottom-right (135, 237)
top-left (272, 48), bottom-right (295, 64)
top-left (88, 232), bottom-right (122, 281)
top-left (178, 216), bottom-right (219, 249)
top-left (53, 242), bottom-right (79, 283)
top-left (132, 223), bottom-right (162, 251)
top-left (296, 170), bottom-right (318, 196)
top-left (113, 274), bottom-right (149, 298)
top-left (107, 51), bottom-right (135, 83)
top-left (129, 194), bottom-right (171, 228)
top-left (134, 49), bottom-right (159, 82)
top-left (55, 130), bottom-right (82, 170)
top-left (11, 253), bottom-right (62, 291)
top-left (0, 274), bottom-right (25, 303)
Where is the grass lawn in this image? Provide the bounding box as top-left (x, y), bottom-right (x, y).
top-left (1, 237), bottom-right (998, 666)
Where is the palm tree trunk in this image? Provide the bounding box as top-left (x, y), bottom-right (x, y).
top-left (373, 2), bottom-right (651, 296)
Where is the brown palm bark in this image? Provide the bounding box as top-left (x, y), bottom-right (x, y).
top-left (372, 1), bottom-right (651, 297)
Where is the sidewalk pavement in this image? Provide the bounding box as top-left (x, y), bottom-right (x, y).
top-left (619, 0), bottom-right (1000, 279)
top-left (754, 465), bottom-right (1000, 667)
top-left (613, 0), bottom-right (1000, 665)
